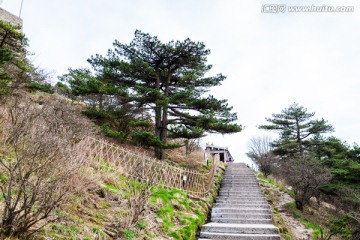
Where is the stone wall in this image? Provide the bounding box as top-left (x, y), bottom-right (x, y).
top-left (0, 7), bottom-right (22, 29)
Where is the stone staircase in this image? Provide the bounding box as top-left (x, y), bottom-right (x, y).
top-left (198, 162), bottom-right (281, 240)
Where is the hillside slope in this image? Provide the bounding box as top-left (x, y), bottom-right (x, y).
top-left (0, 90), bottom-right (223, 240)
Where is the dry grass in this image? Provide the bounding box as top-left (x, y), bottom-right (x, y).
top-left (0, 90), bottom-right (213, 239)
top-left (165, 146), bottom-right (206, 172)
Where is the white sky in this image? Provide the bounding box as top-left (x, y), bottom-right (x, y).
top-left (1, 0), bottom-right (360, 165)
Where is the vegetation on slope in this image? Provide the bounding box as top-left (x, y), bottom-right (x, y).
top-left (258, 172), bottom-right (356, 240)
top-left (0, 90), bottom-right (224, 239)
top-left (248, 103), bottom-right (360, 239)
top-left (0, 21), bottom-right (230, 239)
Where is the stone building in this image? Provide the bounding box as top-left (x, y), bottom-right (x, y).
top-left (205, 143), bottom-right (234, 162)
top-left (0, 7), bottom-right (22, 29)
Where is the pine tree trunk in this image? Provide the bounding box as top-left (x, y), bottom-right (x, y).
top-left (295, 200), bottom-right (304, 211)
top-left (154, 74), bottom-right (163, 159)
top-left (296, 118), bottom-right (304, 156)
top-left (155, 103), bottom-right (162, 159)
top-left (99, 94), bottom-right (103, 110)
top-left (158, 73), bottom-right (171, 160)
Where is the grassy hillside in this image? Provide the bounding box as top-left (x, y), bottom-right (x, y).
top-left (0, 90), bottom-right (224, 239)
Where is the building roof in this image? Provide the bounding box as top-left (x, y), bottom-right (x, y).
top-left (205, 143), bottom-right (234, 161)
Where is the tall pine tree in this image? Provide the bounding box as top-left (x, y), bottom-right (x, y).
top-left (62, 30), bottom-right (242, 159)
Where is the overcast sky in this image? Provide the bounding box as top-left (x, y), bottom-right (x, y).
top-left (1, 0), bottom-right (359, 165)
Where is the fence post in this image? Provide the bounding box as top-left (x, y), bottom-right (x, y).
top-left (182, 174), bottom-right (187, 190)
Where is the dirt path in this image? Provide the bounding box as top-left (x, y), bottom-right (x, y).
top-left (258, 178), bottom-right (313, 240)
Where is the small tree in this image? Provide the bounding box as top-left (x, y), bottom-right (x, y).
top-left (184, 138), bottom-right (201, 155)
top-left (123, 160), bottom-right (159, 228)
top-left (319, 213), bottom-right (353, 240)
top-left (108, 157), bottom-right (162, 238)
top-left (280, 154), bottom-right (330, 210)
top-left (0, 96), bottom-right (89, 237)
top-left (246, 135), bottom-right (275, 177)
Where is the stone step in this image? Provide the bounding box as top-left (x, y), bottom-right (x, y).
top-left (213, 207), bottom-right (271, 212)
top-left (223, 174), bottom-right (254, 176)
top-left (222, 179), bottom-right (257, 181)
top-left (211, 213), bottom-right (272, 219)
top-left (216, 199), bottom-right (267, 202)
top-left (222, 178), bottom-right (257, 180)
top-left (219, 188), bottom-right (264, 195)
top-left (223, 173), bottom-right (255, 175)
top-left (222, 176), bottom-right (256, 178)
top-left (220, 186), bottom-right (260, 188)
top-left (222, 179), bottom-right (258, 181)
top-left (221, 181), bottom-right (259, 183)
top-left (223, 173), bottom-right (254, 175)
top-left (199, 232), bottom-right (281, 240)
top-left (219, 193), bottom-right (264, 197)
top-left (212, 208), bottom-right (271, 214)
top-left (223, 174), bottom-right (255, 176)
top-left (221, 184), bottom-right (259, 187)
top-left (212, 203), bottom-right (270, 209)
top-left (220, 186), bottom-right (260, 189)
top-left (217, 196), bottom-right (267, 201)
top-left (220, 186), bottom-right (261, 189)
top-left (219, 191), bottom-right (263, 195)
top-left (224, 174), bottom-right (254, 175)
top-left (224, 171), bottom-right (253, 172)
top-left (222, 180), bottom-right (258, 182)
top-left (219, 188), bottom-right (263, 194)
top-left (221, 185), bottom-right (260, 188)
top-left (221, 184), bottom-right (260, 187)
top-left (220, 185), bottom-right (260, 188)
top-left (201, 223), bottom-right (279, 235)
top-left (215, 200), bottom-right (268, 205)
top-left (219, 189), bottom-right (262, 192)
top-left (218, 194), bottom-right (264, 198)
top-left (220, 189), bottom-right (261, 191)
top-left (222, 179), bottom-right (258, 182)
top-left (211, 218), bottom-right (274, 224)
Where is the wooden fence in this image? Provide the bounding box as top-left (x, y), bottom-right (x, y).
top-left (77, 137), bottom-right (219, 198)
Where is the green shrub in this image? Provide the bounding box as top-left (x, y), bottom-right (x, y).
top-left (124, 229), bottom-right (135, 239)
top-left (100, 123), bottom-right (126, 141)
top-left (131, 131), bottom-right (163, 147)
top-left (129, 119), bottom-right (152, 128)
top-left (150, 187), bottom-right (185, 205)
top-left (104, 183), bottom-right (122, 195)
top-left (82, 109), bottom-right (112, 119)
top-left (25, 82), bottom-right (54, 94)
top-left (136, 220), bottom-right (147, 230)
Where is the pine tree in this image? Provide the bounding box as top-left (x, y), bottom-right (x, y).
top-left (0, 20), bottom-right (27, 95)
top-left (259, 103), bottom-right (334, 157)
top-left (62, 30), bottom-right (242, 159)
